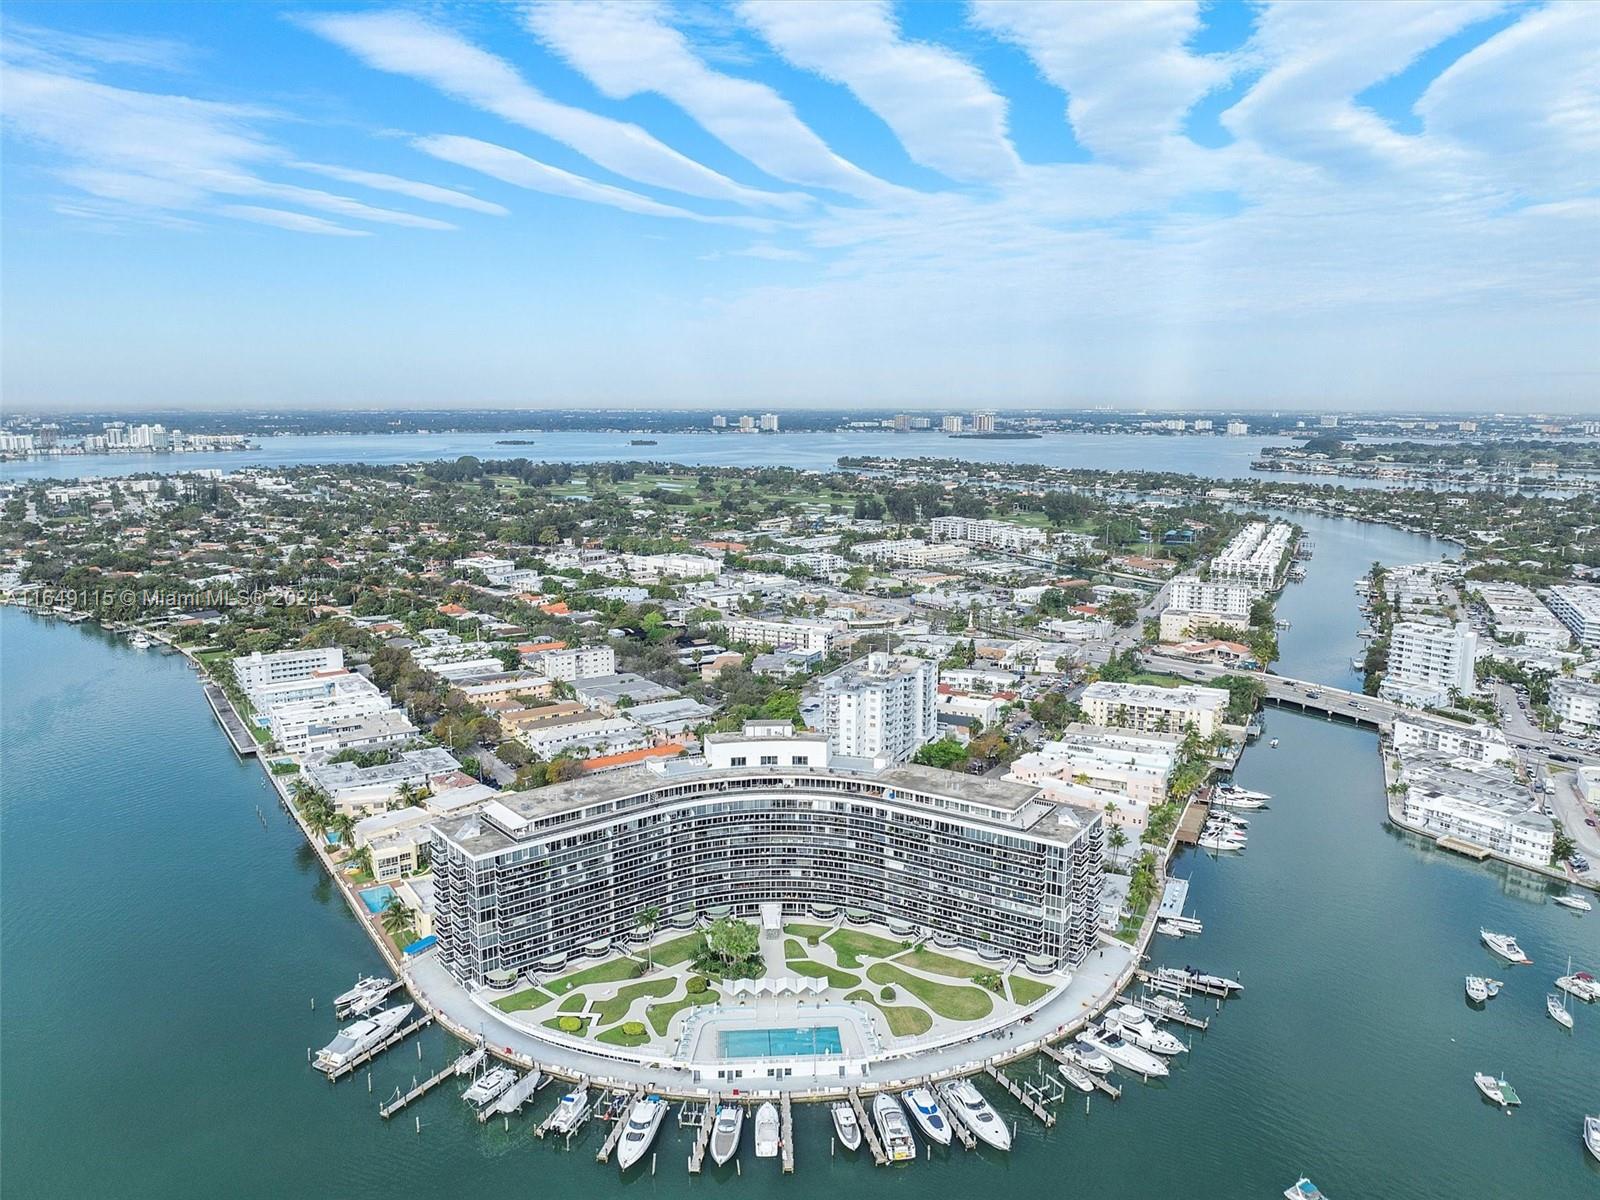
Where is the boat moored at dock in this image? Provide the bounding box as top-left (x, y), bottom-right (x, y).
top-left (332, 975), bottom-right (391, 1016)
top-left (872, 1092), bottom-right (917, 1162)
top-left (830, 1101), bottom-right (862, 1152)
top-left (901, 1087), bottom-right (952, 1146)
top-left (944, 1080), bottom-right (1010, 1150)
top-left (709, 1104), bottom-right (744, 1166)
top-left (547, 1089), bottom-right (588, 1136)
top-left (616, 1095), bottom-right (667, 1171)
top-left (754, 1102), bottom-right (780, 1159)
top-left (313, 1003), bottom-right (412, 1074)
top-left (1079, 1026), bottom-right (1170, 1078)
top-left (1108, 1005), bottom-right (1187, 1055)
top-left (461, 1066), bottom-right (517, 1109)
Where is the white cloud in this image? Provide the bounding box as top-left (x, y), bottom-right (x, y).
top-left (290, 162), bottom-right (510, 215)
top-left (217, 205), bottom-right (370, 236)
top-left (304, 9), bottom-right (807, 212)
top-left (738, 0), bottom-right (1020, 183)
top-left (523, 0), bottom-right (902, 203)
top-left (971, 1), bottom-right (1231, 164)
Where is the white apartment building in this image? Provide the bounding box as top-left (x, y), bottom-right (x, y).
top-left (1225, 421), bottom-right (1249, 436)
top-left (299, 709), bottom-right (419, 758)
top-left (1081, 681), bottom-right (1230, 738)
top-left (722, 615), bottom-right (842, 656)
top-left (941, 415), bottom-right (964, 433)
top-left (852, 538), bottom-right (970, 568)
top-left (233, 646), bottom-right (344, 697)
top-left (972, 411), bottom-right (996, 433)
top-left (820, 652), bottom-right (938, 763)
top-left (1474, 582), bottom-right (1570, 649)
top-left (1545, 584), bottom-right (1600, 647)
top-left (1391, 716), bottom-right (1515, 764)
top-left (453, 555), bottom-right (517, 585)
top-left (621, 552), bottom-right (721, 583)
top-left (266, 687), bottom-right (396, 754)
top-left (516, 713), bottom-right (648, 758)
top-left (1380, 621), bottom-right (1478, 709)
top-left (1398, 759), bottom-right (1554, 867)
top-left (1006, 726), bottom-right (1181, 835)
top-left (1166, 577), bottom-right (1254, 621)
top-left (930, 516), bottom-right (1047, 553)
top-left (533, 644), bottom-right (616, 682)
top-left (1210, 521), bottom-right (1293, 591)
top-left (1550, 678), bottom-right (1600, 730)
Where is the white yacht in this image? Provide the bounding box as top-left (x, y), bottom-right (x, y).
top-left (1157, 920), bottom-right (1189, 938)
top-left (1066, 1039), bottom-right (1114, 1074)
top-left (1136, 995), bottom-right (1192, 1023)
top-left (1284, 1177), bottom-right (1327, 1200)
top-left (462, 1066), bottom-right (517, 1109)
top-left (130, 633), bottom-right (151, 650)
top-left (1198, 829), bottom-right (1247, 852)
top-left (1584, 1115), bottom-right (1600, 1163)
top-left (333, 975), bottom-right (390, 1016)
top-left (944, 1081), bottom-right (1010, 1151)
top-left (1109, 1005), bottom-right (1188, 1055)
top-left (1057, 1060), bottom-right (1096, 1092)
top-left (616, 1095), bottom-right (667, 1171)
top-left (1479, 928), bottom-right (1532, 964)
top-left (1553, 893), bottom-right (1593, 912)
top-left (1547, 992), bottom-right (1574, 1029)
top-left (314, 1002), bottom-right (412, 1073)
top-left (1213, 784), bottom-right (1271, 809)
top-left (830, 1101), bottom-right (862, 1151)
top-left (709, 1104), bottom-right (744, 1166)
top-left (901, 1087), bottom-right (952, 1146)
top-left (1473, 1072), bottom-right (1521, 1107)
top-left (1079, 1026), bottom-right (1170, 1078)
top-left (547, 1089), bottom-right (588, 1136)
top-left (1556, 970), bottom-right (1598, 1002)
top-left (872, 1092), bottom-right (917, 1162)
top-left (1464, 976), bottom-right (1490, 1004)
top-left (753, 1102), bottom-right (781, 1159)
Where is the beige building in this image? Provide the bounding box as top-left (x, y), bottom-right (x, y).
top-left (1081, 681), bottom-right (1229, 737)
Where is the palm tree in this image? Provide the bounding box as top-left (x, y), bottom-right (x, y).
top-left (349, 845), bottom-right (373, 879)
top-left (636, 905), bottom-right (662, 970)
top-left (330, 812), bottom-right (355, 848)
top-left (381, 896), bottom-right (415, 938)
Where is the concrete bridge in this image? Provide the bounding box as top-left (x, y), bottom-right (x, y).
top-left (1140, 651), bottom-right (1401, 730)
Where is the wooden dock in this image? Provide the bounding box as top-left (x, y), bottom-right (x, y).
top-left (780, 1093), bottom-right (795, 1173)
top-left (534, 1080), bottom-right (590, 1139)
top-left (1137, 967), bottom-right (1236, 1000)
top-left (687, 1094), bottom-right (717, 1174)
top-left (983, 1065), bottom-right (1055, 1126)
top-left (379, 1047), bottom-right (472, 1118)
top-left (1174, 800), bottom-right (1208, 846)
top-left (933, 1084), bottom-right (978, 1149)
top-left (1039, 1044), bottom-right (1120, 1100)
top-left (338, 979), bottom-right (403, 1017)
top-left (595, 1089), bottom-right (640, 1164)
top-left (322, 1014), bottom-right (432, 1082)
top-left (847, 1090), bottom-right (888, 1166)
top-left (1132, 995), bottom-right (1209, 1030)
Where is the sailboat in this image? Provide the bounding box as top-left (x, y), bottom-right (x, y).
top-left (1549, 956), bottom-right (1577, 1029)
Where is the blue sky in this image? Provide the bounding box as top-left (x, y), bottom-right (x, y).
top-left (2, 1), bottom-right (1596, 412)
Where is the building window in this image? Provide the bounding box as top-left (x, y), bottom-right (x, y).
top-left (731, 756), bottom-right (746, 766)
top-left (760, 755), bottom-right (778, 766)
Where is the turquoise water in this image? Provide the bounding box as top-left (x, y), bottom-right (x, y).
top-left (359, 885), bottom-right (396, 914)
top-left (720, 1026), bottom-right (845, 1059)
top-left (3, 507), bottom-right (1597, 1197)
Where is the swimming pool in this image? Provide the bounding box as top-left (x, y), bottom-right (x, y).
top-left (358, 885), bottom-right (396, 914)
top-left (719, 1026), bottom-right (843, 1059)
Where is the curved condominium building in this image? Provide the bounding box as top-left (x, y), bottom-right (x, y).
top-left (431, 722), bottom-right (1104, 985)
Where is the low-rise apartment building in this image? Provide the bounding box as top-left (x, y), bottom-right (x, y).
top-left (722, 615), bottom-right (843, 656)
top-left (1081, 681), bottom-right (1230, 738)
top-left (929, 516), bottom-right (1047, 553)
top-left (1545, 584), bottom-right (1600, 648)
top-left (1550, 678), bottom-right (1600, 730)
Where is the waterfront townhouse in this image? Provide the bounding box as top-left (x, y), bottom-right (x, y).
top-left (1474, 581), bottom-right (1571, 649)
top-left (1081, 681), bottom-right (1230, 738)
top-left (1544, 584), bottom-right (1600, 648)
top-left (817, 651), bottom-right (939, 763)
top-left (233, 646), bottom-right (343, 697)
top-left (1209, 521), bottom-right (1293, 591)
top-left (1396, 754), bottom-right (1554, 867)
top-left (429, 722), bottom-right (1104, 985)
top-left (304, 746), bottom-right (462, 815)
top-left (1391, 716), bottom-right (1515, 764)
top-left (1380, 620), bottom-right (1478, 709)
top-left (1550, 678), bottom-right (1600, 730)
top-left (721, 614), bottom-right (844, 656)
top-left (929, 515), bottom-right (1047, 553)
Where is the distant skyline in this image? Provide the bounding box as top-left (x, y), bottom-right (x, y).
top-left (3, 2), bottom-right (1598, 413)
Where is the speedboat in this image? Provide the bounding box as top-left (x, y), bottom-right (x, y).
top-left (314, 1003), bottom-right (412, 1073)
top-left (1553, 893), bottom-right (1593, 912)
top-left (1162, 915), bottom-right (1204, 935)
top-left (1284, 1178), bottom-right (1327, 1200)
top-left (1079, 1026), bottom-right (1169, 1078)
top-left (616, 1095), bottom-right (667, 1170)
top-left (1198, 830), bottom-right (1247, 852)
top-left (1213, 784), bottom-right (1270, 809)
top-left (1479, 929), bottom-right (1531, 964)
top-left (944, 1080), bottom-right (1010, 1151)
top-left (831, 1101), bottom-right (862, 1151)
top-left (1164, 966), bottom-right (1244, 994)
top-left (1137, 995), bottom-right (1192, 1023)
top-left (1067, 1038), bottom-right (1114, 1074)
top-left (462, 1066), bottom-right (517, 1109)
top-left (1465, 976), bottom-right (1490, 1003)
top-left (1548, 992), bottom-right (1574, 1029)
top-left (1473, 1072), bottom-right (1521, 1108)
top-left (1156, 920), bottom-right (1188, 938)
top-left (901, 1087), bottom-right (952, 1146)
top-left (872, 1092), bottom-right (917, 1162)
top-left (1584, 1115), bottom-right (1600, 1162)
top-left (1556, 971), bottom-right (1598, 1002)
top-left (1269, 738), bottom-right (1280, 748)
top-left (709, 1104), bottom-right (743, 1166)
top-left (1109, 1005), bottom-right (1187, 1055)
top-left (333, 975), bottom-right (391, 1015)
top-left (754, 1102), bottom-right (780, 1159)
top-left (1057, 1061), bottom-right (1096, 1092)
top-left (547, 1089), bottom-right (588, 1135)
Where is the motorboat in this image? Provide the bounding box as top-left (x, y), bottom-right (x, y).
top-left (547, 1089), bottom-right (588, 1135)
top-left (1136, 995), bottom-right (1192, 1023)
top-left (1162, 966), bottom-right (1243, 994)
top-left (1553, 893), bottom-right (1593, 912)
top-left (1057, 1059), bottom-right (1096, 1092)
top-left (830, 1101), bottom-right (862, 1152)
top-left (1547, 992), bottom-right (1574, 1029)
top-left (1213, 784), bottom-right (1271, 809)
top-left (1473, 1072), bottom-right (1521, 1107)
top-left (1482, 978), bottom-right (1503, 998)
top-left (1556, 971), bottom-right (1598, 1002)
top-left (452, 1046), bottom-right (485, 1076)
top-left (1078, 1026), bottom-right (1169, 1078)
top-left (1269, 738), bottom-right (1280, 748)
top-left (1198, 830), bottom-right (1247, 852)
top-left (1157, 920), bottom-right (1189, 938)
top-left (1162, 915), bottom-right (1204, 935)
top-left (1066, 1039), bottom-right (1114, 1074)
top-left (754, 1102), bottom-right (781, 1159)
top-left (1465, 976), bottom-right (1490, 1003)
top-left (944, 1080), bottom-right (1011, 1151)
top-left (314, 1003), bottom-right (412, 1073)
top-left (333, 975), bottom-right (391, 1016)
top-left (1109, 1005), bottom-right (1187, 1055)
top-left (709, 1104), bottom-right (743, 1166)
top-left (462, 1066), bottom-right (517, 1109)
top-left (1584, 1115), bottom-right (1600, 1162)
top-left (1479, 929), bottom-right (1532, 964)
top-left (130, 633), bottom-right (151, 650)
top-left (1284, 1178), bottom-right (1327, 1200)
top-left (872, 1092), bottom-right (917, 1162)
top-left (901, 1087), bottom-right (952, 1146)
top-left (616, 1095), bottom-right (667, 1170)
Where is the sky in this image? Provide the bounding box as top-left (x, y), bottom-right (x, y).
top-left (2, 1), bottom-right (1597, 413)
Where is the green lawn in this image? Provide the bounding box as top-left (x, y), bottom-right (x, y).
top-left (545, 956), bottom-right (646, 995)
top-left (543, 1015), bottom-right (591, 1037)
top-left (646, 987), bottom-right (720, 1037)
top-left (865, 964), bottom-right (993, 1021)
top-left (492, 987), bottom-right (552, 1014)
top-left (650, 932), bottom-right (706, 967)
top-left (589, 978), bottom-right (677, 1026)
top-left (825, 928), bottom-right (907, 969)
top-left (785, 960), bottom-right (860, 989)
top-left (783, 922), bottom-right (830, 940)
top-left (558, 992), bottom-right (588, 1014)
top-left (596, 1024), bottom-right (652, 1047)
top-left (894, 947), bottom-right (989, 981)
top-left (844, 989), bottom-right (934, 1037)
top-left (784, 937), bottom-right (808, 960)
top-left (1007, 976), bottom-right (1051, 1006)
